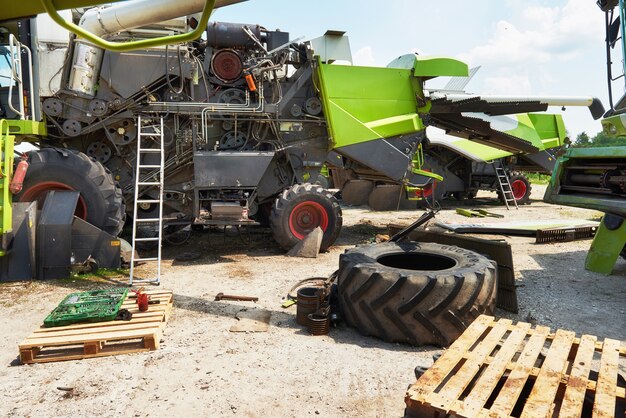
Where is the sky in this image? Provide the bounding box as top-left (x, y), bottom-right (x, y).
top-left (215, 0), bottom-right (611, 139)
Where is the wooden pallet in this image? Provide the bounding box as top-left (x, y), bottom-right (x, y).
top-left (405, 315), bottom-right (626, 418)
top-left (19, 290), bottom-right (173, 364)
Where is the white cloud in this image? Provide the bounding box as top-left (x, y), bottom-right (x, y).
top-left (482, 73), bottom-right (533, 95)
top-left (352, 46), bottom-right (376, 66)
top-left (458, 0), bottom-right (603, 67)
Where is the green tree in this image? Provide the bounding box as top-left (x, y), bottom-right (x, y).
top-left (575, 132), bottom-right (591, 147)
top-left (573, 131), bottom-right (624, 147)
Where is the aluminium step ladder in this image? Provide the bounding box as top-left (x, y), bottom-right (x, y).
top-left (129, 115), bottom-right (165, 286)
top-left (494, 163), bottom-right (518, 210)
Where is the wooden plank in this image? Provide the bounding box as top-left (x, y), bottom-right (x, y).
top-left (20, 327), bottom-right (159, 348)
top-left (428, 318), bottom-right (513, 410)
top-left (520, 329), bottom-right (576, 418)
top-left (592, 338), bottom-right (621, 418)
top-left (560, 334), bottom-right (597, 418)
top-left (23, 346), bottom-right (151, 364)
top-left (453, 321), bottom-right (532, 417)
top-left (32, 314), bottom-right (166, 333)
top-left (23, 322), bottom-right (164, 340)
top-left (405, 315), bottom-right (494, 408)
top-left (488, 325), bottom-right (550, 416)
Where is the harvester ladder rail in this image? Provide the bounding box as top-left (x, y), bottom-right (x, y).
top-left (495, 162), bottom-right (518, 210)
top-left (7, 34), bottom-right (35, 120)
top-left (130, 115), bottom-right (165, 286)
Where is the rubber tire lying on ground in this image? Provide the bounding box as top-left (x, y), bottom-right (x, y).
top-left (337, 241), bottom-right (497, 347)
top-left (16, 148), bottom-right (126, 236)
top-left (270, 183), bottom-right (342, 252)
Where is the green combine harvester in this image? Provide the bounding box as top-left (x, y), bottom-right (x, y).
top-left (544, 0), bottom-right (626, 274)
top-left (0, 0), bottom-right (604, 279)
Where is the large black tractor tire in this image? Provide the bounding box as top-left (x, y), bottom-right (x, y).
top-left (337, 241), bottom-right (497, 347)
top-left (270, 183), bottom-right (342, 251)
top-left (501, 172), bottom-right (532, 205)
top-left (17, 148), bottom-right (125, 236)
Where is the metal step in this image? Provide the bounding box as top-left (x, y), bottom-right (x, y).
top-left (134, 257), bottom-right (159, 262)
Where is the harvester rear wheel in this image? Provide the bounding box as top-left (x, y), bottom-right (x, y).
top-left (500, 172), bottom-right (532, 205)
top-left (337, 242), bottom-right (497, 347)
top-left (17, 148), bottom-right (125, 236)
top-left (270, 183), bottom-right (342, 251)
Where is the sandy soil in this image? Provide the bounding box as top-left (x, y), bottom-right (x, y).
top-left (1, 185), bottom-right (625, 417)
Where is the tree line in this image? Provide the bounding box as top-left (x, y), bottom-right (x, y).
top-left (574, 131), bottom-right (624, 147)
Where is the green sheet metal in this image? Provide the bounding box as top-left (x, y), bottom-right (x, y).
top-left (585, 215), bottom-right (626, 275)
top-left (0, 120), bottom-right (15, 256)
top-left (387, 54), bottom-right (469, 80)
top-left (316, 55), bottom-right (469, 149)
top-left (601, 113), bottom-right (626, 136)
top-left (316, 62), bottom-right (423, 148)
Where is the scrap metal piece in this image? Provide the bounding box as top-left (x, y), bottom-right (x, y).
top-left (389, 210), bottom-right (436, 242)
top-left (536, 226), bottom-right (598, 244)
top-left (214, 292), bottom-right (259, 302)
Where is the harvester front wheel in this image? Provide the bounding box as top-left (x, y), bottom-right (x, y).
top-left (270, 183), bottom-right (342, 251)
top-left (337, 242), bottom-right (497, 347)
top-left (17, 148), bottom-right (125, 236)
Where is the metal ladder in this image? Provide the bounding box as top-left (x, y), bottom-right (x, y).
top-left (495, 163), bottom-right (518, 210)
top-left (129, 115), bottom-right (165, 286)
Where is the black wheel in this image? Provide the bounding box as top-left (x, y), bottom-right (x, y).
top-left (337, 241), bottom-right (497, 347)
top-left (251, 202), bottom-right (273, 227)
top-left (17, 148), bottom-right (125, 236)
top-left (500, 172), bottom-right (532, 205)
top-left (270, 183), bottom-right (342, 251)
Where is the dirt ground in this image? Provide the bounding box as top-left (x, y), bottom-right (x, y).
top-left (1, 185), bottom-right (625, 417)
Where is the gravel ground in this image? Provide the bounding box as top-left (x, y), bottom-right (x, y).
top-left (1, 185), bottom-right (625, 417)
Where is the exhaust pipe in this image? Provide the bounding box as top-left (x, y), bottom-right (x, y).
top-left (68, 0), bottom-right (247, 96)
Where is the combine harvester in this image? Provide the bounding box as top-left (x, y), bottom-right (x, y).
top-left (0, 0), bottom-right (603, 285)
top-left (545, 0), bottom-right (626, 274)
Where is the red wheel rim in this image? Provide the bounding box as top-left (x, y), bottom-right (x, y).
top-left (20, 181), bottom-right (88, 220)
top-left (511, 179), bottom-right (527, 200)
top-left (288, 201), bottom-right (329, 239)
top-left (422, 183), bottom-right (434, 198)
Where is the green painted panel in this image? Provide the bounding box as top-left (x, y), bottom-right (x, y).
top-left (0, 120), bottom-right (15, 244)
top-left (585, 215), bottom-right (626, 275)
top-left (601, 113), bottom-right (626, 136)
top-left (317, 61), bottom-right (425, 148)
top-left (387, 54), bottom-right (469, 79)
top-left (6, 120), bottom-right (47, 136)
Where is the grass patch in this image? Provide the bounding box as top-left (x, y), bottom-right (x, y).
top-left (525, 173), bottom-right (551, 185)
